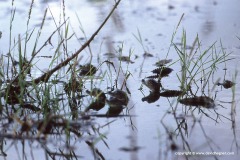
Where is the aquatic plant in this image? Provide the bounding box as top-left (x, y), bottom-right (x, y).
top-left (174, 30), bottom-right (233, 94)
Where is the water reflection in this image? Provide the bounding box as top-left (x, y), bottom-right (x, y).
top-left (202, 20), bottom-right (215, 35)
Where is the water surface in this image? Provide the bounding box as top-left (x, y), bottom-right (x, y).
top-left (0, 0), bottom-right (239, 160)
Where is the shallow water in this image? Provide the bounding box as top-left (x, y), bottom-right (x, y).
top-left (0, 0), bottom-right (240, 160)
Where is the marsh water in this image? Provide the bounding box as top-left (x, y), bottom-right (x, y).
top-left (0, 0), bottom-right (240, 160)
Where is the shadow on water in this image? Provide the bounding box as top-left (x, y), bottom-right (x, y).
top-left (0, 0), bottom-right (240, 160)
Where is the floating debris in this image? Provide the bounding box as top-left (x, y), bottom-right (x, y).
top-left (79, 63), bottom-right (97, 76)
top-left (179, 96), bottom-right (215, 108)
top-left (134, 55), bottom-right (139, 59)
top-left (142, 92), bottom-right (160, 103)
top-left (217, 80), bottom-right (235, 89)
top-left (168, 5), bottom-right (175, 10)
top-left (150, 67), bottom-right (173, 78)
top-left (103, 52), bottom-right (116, 58)
top-left (142, 79), bottom-right (161, 92)
top-left (143, 52), bottom-right (154, 57)
top-left (155, 59), bottom-right (172, 67)
top-left (118, 56), bottom-right (134, 64)
top-left (119, 146), bottom-right (142, 152)
top-left (159, 90), bottom-right (184, 97)
top-left (170, 143), bottom-right (178, 151)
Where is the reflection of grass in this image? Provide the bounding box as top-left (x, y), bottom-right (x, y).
top-left (230, 70), bottom-right (238, 150)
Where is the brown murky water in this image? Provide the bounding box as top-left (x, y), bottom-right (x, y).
top-left (0, 0), bottom-right (240, 160)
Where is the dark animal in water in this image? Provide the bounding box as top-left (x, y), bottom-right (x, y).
top-left (105, 89), bottom-right (129, 116)
top-left (142, 92), bottom-right (161, 103)
top-left (85, 88), bottom-right (106, 111)
top-left (179, 96), bottom-right (215, 108)
top-left (85, 100), bottom-right (106, 112)
top-left (106, 105), bottom-right (124, 117)
top-left (217, 80), bottom-right (235, 89)
top-left (107, 89), bottom-right (129, 106)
